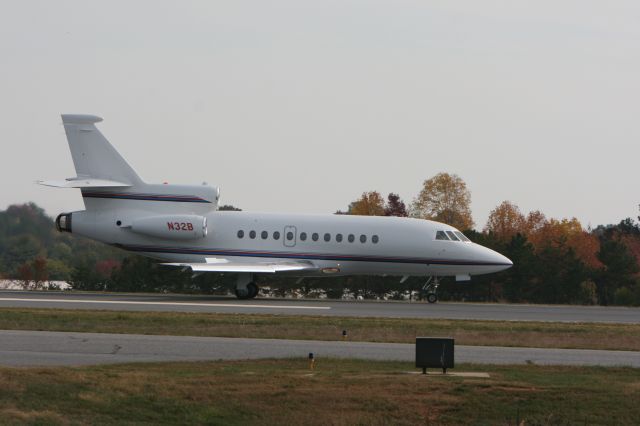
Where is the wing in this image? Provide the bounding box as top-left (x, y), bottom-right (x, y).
top-left (161, 257), bottom-right (318, 273)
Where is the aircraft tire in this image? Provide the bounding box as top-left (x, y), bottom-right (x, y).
top-left (426, 293), bottom-right (438, 304)
top-left (234, 288), bottom-right (250, 300)
top-left (247, 282), bottom-right (259, 299)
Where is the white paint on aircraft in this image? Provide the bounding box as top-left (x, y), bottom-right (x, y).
top-left (40, 114), bottom-right (513, 302)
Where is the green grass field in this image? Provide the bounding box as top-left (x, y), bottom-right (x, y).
top-left (0, 359), bottom-right (638, 425)
top-left (1, 308), bottom-right (639, 351)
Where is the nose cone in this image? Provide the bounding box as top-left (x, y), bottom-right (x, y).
top-left (482, 246), bottom-right (513, 272)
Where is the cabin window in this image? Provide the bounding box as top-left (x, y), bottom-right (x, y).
top-left (348, 234), bottom-right (355, 243)
top-left (435, 231), bottom-right (449, 240)
top-left (312, 233), bottom-right (319, 241)
top-left (360, 234), bottom-right (367, 243)
top-left (446, 231), bottom-right (460, 241)
top-left (300, 232), bottom-right (307, 241)
top-left (287, 231), bottom-right (294, 241)
top-left (454, 231), bottom-right (471, 242)
top-left (249, 230), bottom-right (256, 239)
top-left (261, 231), bottom-right (268, 239)
top-left (324, 233), bottom-right (331, 242)
top-left (237, 230), bottom-right (244, 238)
top-left (273, 231), bottom-right (280, 240)
top-left (372, 235), bottom-right (379, 244)
top-left (336, 233), bottom-right (343, 242)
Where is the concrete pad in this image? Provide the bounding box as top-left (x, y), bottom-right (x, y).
top-left (406, 371), bottom-right (491, 378)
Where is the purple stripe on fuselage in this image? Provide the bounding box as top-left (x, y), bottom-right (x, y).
top-left (82, 192), bottom-right (211, 203)
top-left (117, 244), bottom-right (511, 267)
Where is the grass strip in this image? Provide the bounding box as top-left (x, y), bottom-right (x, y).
top-left (1, 307), bottom-right (640, 351)
top-left (0, 359), bottom-right (638, 425)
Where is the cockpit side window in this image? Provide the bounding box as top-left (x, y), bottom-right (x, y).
top-left (454, 231), bottom-right (471, 242)
top-left (446, 231), bottom-right (460, 241)
top-left (436, 231), bottom-right (449, 240)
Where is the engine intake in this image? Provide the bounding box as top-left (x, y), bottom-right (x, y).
top-left (55, 213), bottom-right (72, 233)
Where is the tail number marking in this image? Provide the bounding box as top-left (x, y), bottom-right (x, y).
top-left (167, 222), bottom-right (194, 231)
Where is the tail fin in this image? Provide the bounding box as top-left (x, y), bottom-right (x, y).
top-left (41, 114), bottom-right (219, 214)
top-left (60, 114), bottom-right (143, 186)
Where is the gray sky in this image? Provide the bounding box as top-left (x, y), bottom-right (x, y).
top-left (1, 1), bottom-right (638, 229)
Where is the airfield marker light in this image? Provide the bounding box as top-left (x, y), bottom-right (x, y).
top-left (342, 330), bottom-right (348, 340)
top-left (308, 352), bottom-right (315, 370)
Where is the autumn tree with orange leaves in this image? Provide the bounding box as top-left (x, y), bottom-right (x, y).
top-left (485, 201), bottom-right (602, 269)
top-left (538, 218), bottom-right (601, 269)
top-left (345, 192), bottom-right (410, 217)
top-left (412, 173), bottom-right (474, 230)
top-left (484, 201), bottom-right (526, 241)
top-left (348, 191), bottom-right (386, 216)
top-left (524, 210), bottom-right (547, 235)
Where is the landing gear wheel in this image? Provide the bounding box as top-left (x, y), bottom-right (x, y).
top-left (235, 287), bottom-right (250, 300)
top-left (235, 274), bottom-right (258, 300)
top-left (246, 282), bottom-right (259, 299)
top-left (235, 282), bottom-right (259, 299)
top-left (422, 276), bottom-right (440, 304)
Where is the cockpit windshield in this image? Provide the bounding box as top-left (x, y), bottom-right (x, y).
top-left (435, 229), bottom-right (471, 243)
top-left (435, 231), bottom-right (449, 240)
top-left (446, 231), bottom-right (460, 241)
top-left (454, 231), bottom-right (471, 242)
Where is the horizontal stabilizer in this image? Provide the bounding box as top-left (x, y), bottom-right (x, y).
top-left (37, 178), bottom-right (132, 188)
top-left (61, 114), bottom-right (103, 124)
top-left (162, 259), bottom-right (317, 274)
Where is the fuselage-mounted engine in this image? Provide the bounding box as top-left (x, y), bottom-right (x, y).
top-left (126, 215), bottom-right (208, 240)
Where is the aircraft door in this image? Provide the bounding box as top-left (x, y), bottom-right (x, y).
top-left (284, 225), bottom-right (297, 247)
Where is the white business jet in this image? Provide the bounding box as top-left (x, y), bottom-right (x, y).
top-left (40, 114), bottom-right (512, 303)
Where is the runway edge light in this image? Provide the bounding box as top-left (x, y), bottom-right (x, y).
top-left (308, 352), bottom-right (315, 370)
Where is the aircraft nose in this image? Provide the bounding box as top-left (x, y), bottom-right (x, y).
top-left (498, 253), bottom-right (513, 269)
top-left (483, 246), bottom-right (513, 271)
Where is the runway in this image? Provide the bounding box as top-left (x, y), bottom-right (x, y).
top-left (0, 330), bottom-right (638, 367)
top-left (0, 290), bottom-right (638, 323)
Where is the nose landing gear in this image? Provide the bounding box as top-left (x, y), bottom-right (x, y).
top-left (422, 276), bottom-right (440, 304)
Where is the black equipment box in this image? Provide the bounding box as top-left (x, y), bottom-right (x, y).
top-left (415, 337), bottom-right (454, 374)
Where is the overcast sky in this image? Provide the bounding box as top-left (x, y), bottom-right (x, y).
top-left (1, 1), bottom-right (638, 229)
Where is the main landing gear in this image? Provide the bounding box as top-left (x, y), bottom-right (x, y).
top-left (235, 274), bottom-right (259, 300)
top-left (422, 276), bottom-right (440, 304)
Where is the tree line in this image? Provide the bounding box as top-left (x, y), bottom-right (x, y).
top-left (1, 173), bottom-right (639, 305)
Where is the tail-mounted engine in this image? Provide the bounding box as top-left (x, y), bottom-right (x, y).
top-left (124, 215), bottom-right (208, 240)
top-left (55, 213), bottom-right (73, 233)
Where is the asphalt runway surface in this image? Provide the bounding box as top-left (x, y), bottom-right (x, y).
top-left (0, 330), bottom-right (638, 368)
top-left (0, 290), bottom-right (639, 323)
